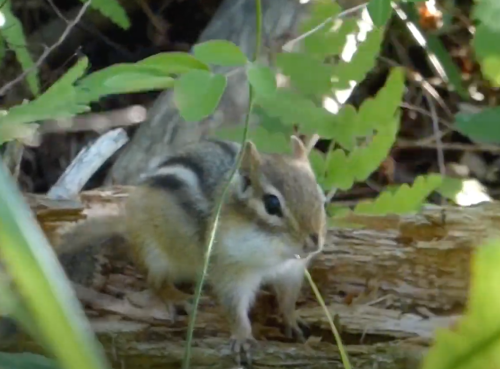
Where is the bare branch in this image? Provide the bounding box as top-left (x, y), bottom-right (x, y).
top-left (47, 128), bottom-right (129, 200)
top-left (0, 0), bottom-right (92, 97)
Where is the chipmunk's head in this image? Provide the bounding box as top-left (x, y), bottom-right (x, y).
top-left (236, 136), bottom-right (327, 260)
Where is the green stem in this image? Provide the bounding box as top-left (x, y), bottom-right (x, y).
top-left (305, 270), bottom-right (352, 369)
top-left (181, 1), bottom-right (262, 368)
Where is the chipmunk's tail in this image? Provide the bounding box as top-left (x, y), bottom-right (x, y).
top-left (0, 214), bottom-right (131, 341)
top-left (56, 214), bottom-right (128, 254)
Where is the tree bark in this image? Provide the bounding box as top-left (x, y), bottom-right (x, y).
top-left (105, 0), bottom-right (307, 185)
top-left (3, 186), bottom-right (495, 367)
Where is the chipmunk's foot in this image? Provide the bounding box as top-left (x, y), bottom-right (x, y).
top-left (284, 316), bottom-right (309, 343)
top-left (229, 334), bottom-right (258, 367)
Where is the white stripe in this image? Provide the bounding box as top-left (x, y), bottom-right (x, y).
top-left (152, 165), bottom-right (202, 194)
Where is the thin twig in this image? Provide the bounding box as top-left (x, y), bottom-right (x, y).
top-left (396, 140), bottom-right (500, 153)
top-left (0, 0), bottom-right (91, 97)
top-left (282, 2), bottom-right (368, 52)
top-left (46, 0), bottom-right (69, 22)
top-left (379, 56), bottom-right (454, 120)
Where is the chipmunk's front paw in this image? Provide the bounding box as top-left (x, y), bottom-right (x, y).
top-left (284, 316), bottom-right (310, 343)
top-left (229, 334), bottom-right (258, 367)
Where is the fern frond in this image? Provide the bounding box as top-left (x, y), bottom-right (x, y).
top-left (78, 0), bottom-right (130, 29)
top-left (322, 115), bottom-right (399, 190)
top-left (331, 27), bottom-right (384, 90)
top-left (353, 174), bottom-right (443, 215)
top-left (0, 1), bottom-right (39, 96)
top-left (0, 58), bottom-right (90, 143)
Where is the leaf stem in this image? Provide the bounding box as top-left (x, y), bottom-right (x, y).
top-left (181, 1), bottom-right (262, 368)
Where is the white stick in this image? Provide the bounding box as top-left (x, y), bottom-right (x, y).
top-left (47, 128), bottom-right (129, 200)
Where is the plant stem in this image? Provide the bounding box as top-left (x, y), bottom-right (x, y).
top-left (305, 270), bottom-right (352, 369)
top-left (181, 1), bottom-right (262, 368)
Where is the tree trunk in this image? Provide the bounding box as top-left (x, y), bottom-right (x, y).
top-left (3, 186), bottom-right (494, 368)
top-left (105, 0), bottom-right (307, 185)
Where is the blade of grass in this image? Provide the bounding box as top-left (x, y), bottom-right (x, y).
top-left (305, 269), bottom-right (352, 369)
top-left (0, 161), bottom-right (109, 369)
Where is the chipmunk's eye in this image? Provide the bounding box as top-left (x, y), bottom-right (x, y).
top-left (262, 194), bottom-right (283, 217)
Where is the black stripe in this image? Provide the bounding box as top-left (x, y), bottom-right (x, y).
top-left (158, 156), bottom-right (205, 182)
top-left (208, 138), bottom-right (238, 159)
top-left (147, 174), bottom-right (184, 191)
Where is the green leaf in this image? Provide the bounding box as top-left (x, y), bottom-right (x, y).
top-left (303, 18), bottom-right (357, 58)
top-left (323, 117), bottom-right (399, 190)
top-left (76, 63), bottom-right (175, 103)
top-left (275, 52), bottom-right (332, 95)
top-left (247, 63), bottom-right (277, 96)
top-left (254, 88), bottom-right (332, 133)
top-left (425, 34), bottom-right (468, 97)
top-left (331, 28), bottom-right (384, 90)
top-left (193, 40), bottom-right (248, 66)
top-left (78, 0), bottom-right (130, 29)
top-left (322, 67), bottom-right (405, 151)
top-left (0, 0), bottom-right (39, 96)
top-left (0, 164), bottom-right (110, 369)
top-left (473, 24), bottom-right (500, 87)
top-left (253, 106), bottom-right (293, 136)
top-left (174, 70), bottom-right (227, 122)
top-left (213, 125), bottom-right (290, 154)
top-left (353, 174), bottom-right (443, 214)
top-left (0, 352), bottom-right (60, 369)
top-left (299, 0), bottom-right (348, 58)
top-left (421, 237), bottom-right (500, 369)
top-left (367, 0), bottom-right (393, 27)
top-left (454, 106), bottom-right (500, 145)
top-left (0, 57), bottom-right (91, 143)
top-left (137, 52), bottom-right (210, 75)
top-left (472, 0), bottom-right (500, 33)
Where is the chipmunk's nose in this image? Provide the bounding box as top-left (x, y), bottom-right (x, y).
top-left (303, 233), bottom-right (321, 254)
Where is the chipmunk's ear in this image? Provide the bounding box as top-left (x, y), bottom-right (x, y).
top-left (241, 140), bottom-right (261, 174)
top-left (290, 135), bottom-right (308, 161)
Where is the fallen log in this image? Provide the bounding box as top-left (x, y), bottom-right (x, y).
top-left (3, 186), bottom-right (493, 368)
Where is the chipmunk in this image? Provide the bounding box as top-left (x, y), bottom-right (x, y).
top-left (2, 136), bottom-right (327, 365)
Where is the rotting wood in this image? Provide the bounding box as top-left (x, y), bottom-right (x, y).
top-left (26, 185), bottom-right (496, 311)
top-left (2, 327), bottom-right (425, 369)
top-left (2, 185), bottom-right (492, 368)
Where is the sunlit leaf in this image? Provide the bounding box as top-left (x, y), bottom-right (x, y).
top-left (353, 174), bottom-right (443, 214)
top-left (193, 40), bottom-right (248, 66)
top-left (247, 63), bottom-right (277, 96)
top-left (174, 70), bottom-right (227, 122)
top-left (275, 52), bottom-right (332, 95)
